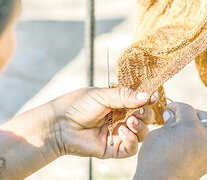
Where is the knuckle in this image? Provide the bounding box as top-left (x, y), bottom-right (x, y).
top-left (138, 136), bottom-right (144, 142)
top-left (138, 121), bottom-right (149, 132)
top-left (131, 148), bottom-right (138, 156)
top-left (128, 144), bottom-right (138, 156)
top-left (138, 126), bottom-right (149, 142)
top-left (136, 107), bottom-right (155, 124)
top-left (139, 134), bottom-right (148, 142)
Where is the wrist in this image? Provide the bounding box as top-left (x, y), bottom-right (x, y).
top-left (0, 103), bottom-right (59, 179)
top-left (47, 98), bottom-right (78, 156)
top-left (34, 102), bottom-right (68, 158)
top-left (48, 94), bottom-right (96, 157)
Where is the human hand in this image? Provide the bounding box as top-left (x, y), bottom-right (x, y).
top-left (49, 87), bottom-right (155, 159)
top-left (134, 102), bottom-right (207, 180)
top-left (0, 87), bottom-right (155, 179)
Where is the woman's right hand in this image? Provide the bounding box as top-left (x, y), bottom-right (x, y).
top-left (49, 87), bottom-right (155, 159)
top-left (134, 102), bottom-right (207, 180)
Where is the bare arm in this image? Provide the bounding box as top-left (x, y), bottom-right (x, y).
top-left (0, 103), bottom-right (57, 179)
top-left (0, 87), bottom-right (154, 179)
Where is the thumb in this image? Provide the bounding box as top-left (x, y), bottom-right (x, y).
top-left (90, 87), bottom-right (150, 109)
top-left (196, 110), bottom-right (207, 128)
top-left (166, 102), bottom-right (199, 124)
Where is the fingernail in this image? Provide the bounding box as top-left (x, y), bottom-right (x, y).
top-left (153, 92), bottom-right (159, 97)
top-left (121, 126), bottom-right (130, 134)
top-left (138, 108), bottom-right (145, 115)
top-left (137, 93), bottom-right (148, 101)
top-left (163, 110), bottom-right (171, 123)
top-left (133, 119), bottom-right (139, 126)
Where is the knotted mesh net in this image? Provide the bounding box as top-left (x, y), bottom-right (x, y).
top-left (106, 0), bottom-right (207, 132)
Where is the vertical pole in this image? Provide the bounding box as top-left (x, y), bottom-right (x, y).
top-left (89, 158), bottom-right (93, 180)
top-left (86, 0), bottom-right (95, 180)
top-left (86, 0), bottom-right (95, 87)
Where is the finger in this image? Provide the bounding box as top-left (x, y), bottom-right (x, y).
top-left (149, 92), bottom-right (158, 105)
top-left (117, 125), bottom-right (138, 158)
top-left (167, 102), bottom-right (199, 124)
top-left (196, 110), bottom-right (207, 128)
top-left (126, 116), bottom-right (149, 142)
top-left (133, 106), bottom-right (155, 125)
top-left (90, 87), bottom-right (150, 109)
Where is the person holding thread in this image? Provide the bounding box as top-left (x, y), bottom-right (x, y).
top-left (0, 1), bottom-right (207, 180)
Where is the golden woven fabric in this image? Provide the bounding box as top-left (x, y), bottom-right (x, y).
top-left (107, 0), bottom-right (207, 131)
top-left (196, 50), bottom-right (207, 86)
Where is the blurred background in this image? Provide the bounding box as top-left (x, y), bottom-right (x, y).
top-left (1, 0), bottom-right (207, 179)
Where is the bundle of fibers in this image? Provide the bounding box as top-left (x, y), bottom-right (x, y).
top-left (106, 0), bottom-right (207, 132)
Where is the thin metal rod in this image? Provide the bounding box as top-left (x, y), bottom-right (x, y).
top-left (150, 90), bottom-right (167, 110)
top-left (86, 0), bottom-right (95, 179)
top-left (107, 49), bottom-right (114, 146)
top-left (107, 47), bottom-right (110, 87)
top-left (152, 94), bottom-right (167, 110)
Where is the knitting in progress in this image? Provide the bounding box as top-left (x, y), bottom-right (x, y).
top-left (106, 0), bottom-right (207, 133)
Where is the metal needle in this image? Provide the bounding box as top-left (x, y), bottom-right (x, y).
top-left (149, 90), bottom-right (167, 110)
top-left (107, 47), bottom-right (110, 87)
top-left (107, 47), bottom-right (114, 146)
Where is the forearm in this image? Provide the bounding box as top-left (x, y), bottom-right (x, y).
top-left (0, 103), bottom-right (58, 180)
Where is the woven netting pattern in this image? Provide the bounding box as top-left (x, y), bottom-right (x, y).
top-left (106, 0), bottom-right (207, 131)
